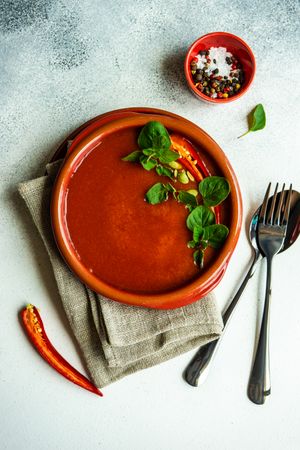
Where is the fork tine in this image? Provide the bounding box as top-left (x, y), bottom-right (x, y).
top-left (266, 183), bottom-right (278, 224)
top-left (274, 183), bottom-right (285, 225)
top-left (281, 184), bottom-right (293, 226)
top-left (259, 183), bottom-right (271, 224)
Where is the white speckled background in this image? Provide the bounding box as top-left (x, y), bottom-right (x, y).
top-left (1, 1), bottom-right (300, 449)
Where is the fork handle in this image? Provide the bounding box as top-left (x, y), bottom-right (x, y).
top-left (185, 250), bottom-right (262, 387)
top-left (248, 256), bottom-right (272, 404)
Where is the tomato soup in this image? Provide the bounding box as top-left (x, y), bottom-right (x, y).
top-left (65, 127), bottom-right (219, 294)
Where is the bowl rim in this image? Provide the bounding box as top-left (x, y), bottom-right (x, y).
top-left (51, 113), bottom-right (243, 309)
top-left (184, 31), bottom-right (256, 104)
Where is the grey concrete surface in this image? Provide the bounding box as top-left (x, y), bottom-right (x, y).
top-left (1, 1), bottom-right (300, 450)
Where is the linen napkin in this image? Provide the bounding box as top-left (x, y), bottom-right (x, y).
top-left (18, 160), bottom-right (223, 387)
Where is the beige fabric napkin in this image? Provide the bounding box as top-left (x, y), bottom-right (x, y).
top-left (18, 160), bottom-right (223, 387)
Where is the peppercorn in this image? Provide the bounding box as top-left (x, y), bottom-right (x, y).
top-left (191, 49), bottom-right (244, 100)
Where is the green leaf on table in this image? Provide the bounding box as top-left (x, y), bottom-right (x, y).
top-left (122, 150), bottom-right (142, 162)
top-left (238, 104), bottom-right (266, 138)
top-left (202, 224), bottom-right (229, 248)
top-left (199, 176), bottom-right (230, 207)
top-left (138, 121), bottom-right (171, 150)
top-left (139, 155), bottom-right (157, 171)
top-left (186, 205), bottom-right (215, 231)
top-left (145, 183), bottom-right (169, 204)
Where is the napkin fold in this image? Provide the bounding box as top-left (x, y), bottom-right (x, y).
top-left (18, 160), bottom-right (223, 387)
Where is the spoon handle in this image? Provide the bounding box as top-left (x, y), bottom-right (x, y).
top-left (185, 250), bottom-right (262, 387)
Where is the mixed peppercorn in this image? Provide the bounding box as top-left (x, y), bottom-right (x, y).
top-left (190, 48), bottom-right (244, 100)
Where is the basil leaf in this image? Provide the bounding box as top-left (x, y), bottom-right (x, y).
top-left (193, 225), bottom-right (203, 243)
top-left (199, 239), bottom-right (209, 250)
top-left (122, 150), bottom-right (142, 162)
top-left (187, 240), bottom-right (197, 249)
top-left (193, 249), bottom-right (204, 268)
top-left (165, 183), bottom-right (177, 199)
top-left (142, 148), bottom-right (156, 156)
top-left (238, 104), bottom-right (266, 138)
top-left (202, 224), bottom-right (229, 248)
top-left (156, 165), bottom-right (174, 179)
top-left (140, 155), bottom-right (157, 171)
top-left (186, 205), bottom-right (215, 231)
top-left (145, 183), bottom-right (168, 204)
top-left (164, 183), bottom-right (176, 193)
top-left (199, 176), bottom-right (230, 207)
top-left (157, 147), bottom-right (179, 164)
top-left (178, 191), bottom-right (198, 209)
top-left (138, 121), bottom-right (171, 150)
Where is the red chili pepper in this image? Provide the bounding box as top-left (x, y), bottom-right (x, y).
top-left (170, 135), bottom-right (221, 224)
top-left (21, 305), bottom-right (103, 397)
top-left (177, 157), bottom-right (201, 181)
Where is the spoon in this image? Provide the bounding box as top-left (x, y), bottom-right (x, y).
top-left (184, 190), bottom-right (300, 387)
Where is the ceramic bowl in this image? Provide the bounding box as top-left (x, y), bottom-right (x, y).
top-left (184, 32), bottom-right (256, 104)
top-left (51, 113), bottom-right (242, 309)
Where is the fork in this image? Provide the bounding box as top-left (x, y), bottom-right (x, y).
top-left (248, 183), bottom-right (292, 405)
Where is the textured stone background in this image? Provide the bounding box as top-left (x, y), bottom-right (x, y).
top-left (1, 1), bottom-right (300, 450)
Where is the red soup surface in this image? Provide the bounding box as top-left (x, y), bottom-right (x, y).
top-left (65, 127), bottom-right (220, 294)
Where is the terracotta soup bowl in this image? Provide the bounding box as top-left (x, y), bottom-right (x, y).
top-left (51, 114), bottom-right (242, 308)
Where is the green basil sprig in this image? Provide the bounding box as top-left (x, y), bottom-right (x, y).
top-left (238, 104), bottom-right (266, 138)
top-left (145, 176), bottom-right (230, 269)
top-left (122, 121), bottom-right (179, 175)
top-left (186, 206), bottom-right (229, 268)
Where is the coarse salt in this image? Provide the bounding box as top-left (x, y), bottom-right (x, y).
top-left (196, 47), bottom-right (233, 78)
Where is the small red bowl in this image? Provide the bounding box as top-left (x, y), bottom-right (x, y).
top-left (184, 32), bottom-right (256, 104)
